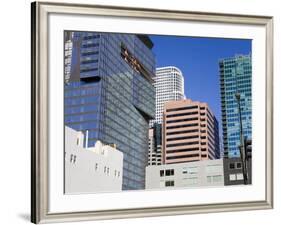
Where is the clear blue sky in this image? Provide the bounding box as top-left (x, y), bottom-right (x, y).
top-left (150, 35), bottom-right (251, 136)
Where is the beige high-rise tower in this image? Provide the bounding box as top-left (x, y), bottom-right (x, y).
top-left (163, 99), bottom-right (220, 164)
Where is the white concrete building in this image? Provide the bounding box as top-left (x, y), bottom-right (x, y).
top-left (149, 66), bottom-right (185, 126)
top-left (145, 159), bottom-right (224, 189)
top-left (65, 126), bottom-right (123, 194)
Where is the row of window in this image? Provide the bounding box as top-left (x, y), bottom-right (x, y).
top-left (81, 51), bottom-right (99, 57)
top-left (229, 173), bottom-right (243, 181)
top-left (166, 111), bottom-right (198, 118)
top-left (82, 34), bottom-right (100, 40)
top-left (160, 169), bottom-right (174, 177)
top-left (80, 67), bottom-right (98, 73)
top-left (229, 162), bottom-right (242, 169)
top-left (166, 154), bottom-right (199, 160)
top-left (166, 141), bottom-right (199, 148)
top-left (160, 175), bottom-right (223, 188)
top-left (166, 129), bottom-right (198, 136)
top-left (94, 163), bottom-right (121, 177)
top-left (165, 148), bottom-right (200, 154)
top-left (69, 154), bottom-right (120, 179)
top-left (166, 105), bottom-right (198, 112)
top-left (166, 135), bottom-right (199, 142)
top-left (82, 43), bottom-right (99, 48)
top-left (165, 180), bottom-right (175, 187)
top-left (65, 105), bottom-right (99, 115)
top-left (64, 87), bottom-right (100, 98)
top-left (166, 123), bottom-right (198, 130)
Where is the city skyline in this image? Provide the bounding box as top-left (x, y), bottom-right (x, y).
top-left (64, 31), bottom-right (252, 193)
top-left (150, 35), bottom-right (252, 136)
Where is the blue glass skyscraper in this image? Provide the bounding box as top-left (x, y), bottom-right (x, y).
top-left (219, 55), bottom-right (252, 158)
top-left (64, 31), bottom-right (156, 190)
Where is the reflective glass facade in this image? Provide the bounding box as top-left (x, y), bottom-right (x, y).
top-left (64, 32), bottom-right (156, 190)
top-left (219, 55), bottom-right (252, 158)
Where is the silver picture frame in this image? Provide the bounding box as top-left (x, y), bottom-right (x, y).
top-left (31, 1), bottom-right (273, 223)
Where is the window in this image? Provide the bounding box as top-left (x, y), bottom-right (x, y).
top-left (166, 141), bottom-right (199, 148)
top-left (184, 177), bottom-right (198, 185)
top-left (165, 180), bottom-right (175, 187)
top-left (165, 169), bottom-right (174, 176)
top-left (213, 175), bottom-right (222, 182)
top-left (167, 154), bottom-right (199, 160)
top-left (236, 162), bottom-right (242, 169)
top-left (206, 164), bottom-right (221, 173)
top-left (166, 148), bottom-right (199, 154)
top-left (166, 135), bottom-right (199, 141)
top-left (229, 163), bottom-right (235, 169)
top-left (166, 105), bottom-right (198, 112)
top-left (166, 117), bottom-right (198, 124)
top-left (236, 173), bottom-right (244, 180)
top-left (182, 166), bottom-right (198, 175)
top-left (229, 174), bottom-right (236, 181)
top-left (70, 154), bottom-right (76, 163)
top-left (160, 170), bottom-right (164, 177)
top-left (166, 111), bottom-right (198, 118)
top-left (166, 129), bottom-right (198, 136)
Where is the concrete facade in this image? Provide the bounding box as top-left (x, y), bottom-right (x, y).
top-left (163, 99), bottom-right (220, 164)
top-left (65, 126), bottom-right (123, 194)
top-left (145, 159), bottom-right (224, 189)
top-left (148, 124), bottom-right (162, 165)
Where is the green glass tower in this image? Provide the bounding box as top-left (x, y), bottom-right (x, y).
top-left (219, 55), bottom-right (252, 158)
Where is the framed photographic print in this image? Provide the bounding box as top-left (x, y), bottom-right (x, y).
top-left (31, 1), bottom-right (273, 224)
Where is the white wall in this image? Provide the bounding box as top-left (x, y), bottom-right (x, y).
top-left (65, 127), bottom-right (123, 194)
top-left (146, 159), bottom-right (224, 189)
top-left (0, 0), bottom-right (280, 224)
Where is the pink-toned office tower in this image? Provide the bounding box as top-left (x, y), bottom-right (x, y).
top-left (163, 99), bottom-right (220, 164)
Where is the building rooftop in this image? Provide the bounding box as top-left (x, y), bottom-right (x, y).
top-left (137, 35), bottom-right (154, 49)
